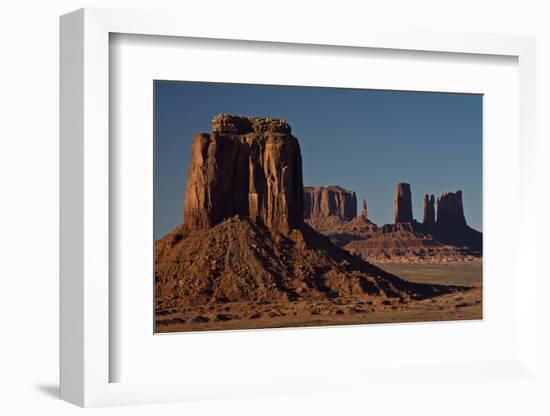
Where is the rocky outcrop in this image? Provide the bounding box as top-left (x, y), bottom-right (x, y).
top-left (394, 183), bottom-right (413, 223)
top-left (423, 193), bottom-right (436, 225)
top-left (361, 199), bottom-right (368, 222)
top-left (183, 114), bottom-right (304, 236)
top-left (436, 191), bottom-right (467, 229)
top-left (344, 222), bottom-right (479, 264)
top-left (303, 186), bottom-right (357, 220)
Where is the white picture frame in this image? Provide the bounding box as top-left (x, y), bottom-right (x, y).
top-left (60, 7), bottom-right (538, 408)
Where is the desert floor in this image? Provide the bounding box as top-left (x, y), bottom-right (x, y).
top-left (155, 261), bottom-right (482, 333)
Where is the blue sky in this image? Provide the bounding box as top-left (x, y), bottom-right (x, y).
top-left (154, 81), bottom-right (482, 239)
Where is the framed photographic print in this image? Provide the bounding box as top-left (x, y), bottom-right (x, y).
top-left (60, 8), bottom-right (539, 408)
top-left (153, 82), bottom-right (483, 334)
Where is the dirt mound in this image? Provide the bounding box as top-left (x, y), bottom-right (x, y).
top-left (155, 216), bottom-right (465, 315)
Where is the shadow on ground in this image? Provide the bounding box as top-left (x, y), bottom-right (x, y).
top-left (34, 383), bottom-right (59, 399)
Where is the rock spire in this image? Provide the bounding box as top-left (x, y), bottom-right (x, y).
top-left (361, 198), bottom-right (368, 221)
top-left (423, 193), bottom-right (436, 225)
top-left (394, 182), bottom-right (413, 223)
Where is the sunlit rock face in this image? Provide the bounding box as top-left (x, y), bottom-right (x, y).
top-left (183, 114), bottom-right (304, 236)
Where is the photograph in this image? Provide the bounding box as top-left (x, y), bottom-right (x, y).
top-left (2, 0), bottom-right (544, 413)
top-left (153, 81), bottom-right (483, 333)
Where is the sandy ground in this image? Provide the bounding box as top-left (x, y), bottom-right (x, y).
top-left (156, 262), bottom-right (482, 333)
top-left (380, 261), bottom-right (482, 287)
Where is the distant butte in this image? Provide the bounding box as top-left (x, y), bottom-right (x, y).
top-left (303, 185), bottom-right (357, 220)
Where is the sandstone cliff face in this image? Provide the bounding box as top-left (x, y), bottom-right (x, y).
top-left (394, 183), bottom-right (413, 223)
top-left (423, 193), bottom-right (436, 225)
top-left (303, 186), bottom-right (357, 220)
top-left (183, 114), bottom-right (304, 236)
top-left (436, 191), bottom-right (467, 229)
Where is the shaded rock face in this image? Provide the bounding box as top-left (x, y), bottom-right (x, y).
top-left (303, 186), bottom-right (357, 220)
top-left (394, 183), bottom-right (413, 223)
top-left (433, 190), bottom-right (480, 251)
top-left (361, 199), bottom-right (368, 221)
top-left (436, 191), bottom-right (467, 229)
top-left (423, 193), bottom-right (436, 225)
top-left (183, 114), bottom-right (304, 236)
